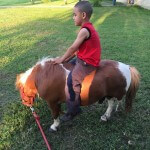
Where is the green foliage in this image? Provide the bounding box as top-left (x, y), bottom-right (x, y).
top-left (0, 6), bottom-right (150, 150)
top-left (0, 0), bottom-right (42, 6)
top-left (31, 0), bottom-right (35, 4)
top-left (41, 0), bottom-right (49, 3)
top-left (90, 0), bottom-right (102, 6)
top-left (0, 0), bottom-right (77, 6)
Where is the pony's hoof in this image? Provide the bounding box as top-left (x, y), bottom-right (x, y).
top-left (101, 115), bottom-right (108, 122)
top-left (115, 106), bottom-right (122, 112)
top-left (49, 127), bottom-right (58, 132)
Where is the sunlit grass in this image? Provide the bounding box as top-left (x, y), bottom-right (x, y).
top-left (0, 0), bottom-right (77, 6)
top-left (0, 6), bottom-right (150, 150)
top-left (0, 0), bottom-right (38, 6)
top-left (0, 8), bottom-right (73, 70)
top-left (94, 10), bottom-right (116, 27)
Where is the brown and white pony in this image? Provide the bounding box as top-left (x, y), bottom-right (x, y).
top-left (16, 58), bottom-right (140, 131)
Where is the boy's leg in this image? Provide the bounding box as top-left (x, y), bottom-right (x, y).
top-left (60, 62), bottom-right (82, 122)
top-left (60, 70), bottom-right (81, 122)
top-left (71, 59), bottom-right (96, 115)
top-left (61, 59), bottom-right (96, 122)
top-left (65, 71), bottom-right (79, 115)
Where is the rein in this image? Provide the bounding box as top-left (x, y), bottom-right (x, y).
top-left (30, 107), bottom-right (51, 150)
top-left (20, 88), bottom-right (51, 150)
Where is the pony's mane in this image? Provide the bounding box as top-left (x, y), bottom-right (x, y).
top-left (16, 57), bottom-right (57, 88)
top-left (35, 57), bottom-right (70, 76)
top-left (36, 57), bottom-right (56, 67)
top-left (35, 57), bottom-right (70, 73)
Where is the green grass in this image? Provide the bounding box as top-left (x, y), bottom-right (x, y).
top-left (0, 0), bottom-right (37, 6)
top-left (0, 5), bottom-right (150, 150)
top-left (0, 0), bottom-right (77, 6)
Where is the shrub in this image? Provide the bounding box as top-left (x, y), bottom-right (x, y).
top-left (90, 0), bottom-right (102, 7)
top-left (41, 0), bottom-right (49, 3)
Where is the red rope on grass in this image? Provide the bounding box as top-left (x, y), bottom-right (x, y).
top-left (31, 108), bottom-right (51, 150)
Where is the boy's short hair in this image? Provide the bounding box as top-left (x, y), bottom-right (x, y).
top-left (74, 1), bottom-right (93, 19)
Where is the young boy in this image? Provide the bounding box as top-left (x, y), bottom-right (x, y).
top-left (53, 1), bottom-right (101, 121)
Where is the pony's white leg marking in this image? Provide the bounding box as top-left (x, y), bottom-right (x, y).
top-left (50, 118), bottom-right (60, 131)
top-left (101, 99), bottom-right (115, 121)
top-left (118, 62), bottom-right (131, 91)
top-left (116, 100), bottom-right (123, 112)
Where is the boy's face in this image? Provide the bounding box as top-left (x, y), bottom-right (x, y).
top-left (73, 7), bottom-right (84, 26)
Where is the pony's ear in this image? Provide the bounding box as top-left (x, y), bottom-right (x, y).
top-left (15, 74), bottom-right (22, 90)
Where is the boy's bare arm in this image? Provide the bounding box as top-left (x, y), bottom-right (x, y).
top-left (53, 28), bottom-right (89, 64)
top-left (64, 52), bottom-right (77, 62)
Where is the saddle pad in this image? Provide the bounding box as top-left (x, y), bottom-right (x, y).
top-left (80, 70), bottom-right (96, 106)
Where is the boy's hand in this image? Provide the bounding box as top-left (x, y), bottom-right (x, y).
top-left (52, 57), bottom-right (63, 64)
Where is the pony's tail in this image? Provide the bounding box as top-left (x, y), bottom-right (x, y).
top-left (125, 66), bottom-right (140, 112)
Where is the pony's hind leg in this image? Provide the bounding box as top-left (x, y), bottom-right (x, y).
top-left (101, 99), bottom-right (115, 121)
top-left (115, 100), bottom-right (123, 112)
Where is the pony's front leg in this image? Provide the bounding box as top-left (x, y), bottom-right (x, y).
top-left (101, 99), bottom-right (115, 121)
top-left (48, 102), bottom-right (61, 132)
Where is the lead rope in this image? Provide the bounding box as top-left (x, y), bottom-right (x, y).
top-left (30, 107), bottom-right (51, 150)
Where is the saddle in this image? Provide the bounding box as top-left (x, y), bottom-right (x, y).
top-left (66, 70), bottom-right (96, 106)
top-left (80, 70), bottom-right (96, 105)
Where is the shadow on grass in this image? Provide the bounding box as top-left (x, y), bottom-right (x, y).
top-left (0, 8), bottom-right (73, 107)
top-left (0, 0), bottom-right (42, 6)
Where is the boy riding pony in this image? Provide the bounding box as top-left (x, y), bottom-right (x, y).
top-left (53, 1), bottom-right (101, 122)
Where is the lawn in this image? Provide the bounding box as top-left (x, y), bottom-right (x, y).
top-left (0, 0), bottom-right (77, 6)
top-left (0, 4), bottom-right (150, 150)
top-left (0, 0), bottom-right (36, 6)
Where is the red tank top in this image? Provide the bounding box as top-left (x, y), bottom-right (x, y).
top-left (77, 22), bottom-right (101, 67)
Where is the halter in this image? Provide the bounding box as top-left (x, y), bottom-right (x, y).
top-left (20, 87), bottom-right (35, 107)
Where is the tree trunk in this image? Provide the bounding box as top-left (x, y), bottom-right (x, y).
top-left (31, 0), bottom-right (35, 4)
top-left (64, 0), bottom-right (67, 4)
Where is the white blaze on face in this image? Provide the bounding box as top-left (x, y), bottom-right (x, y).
top-left (20, 68), bottom-right (33, 85)
top-left (118, 62), bottom-right (131, 91)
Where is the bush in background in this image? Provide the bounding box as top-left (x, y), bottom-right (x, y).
top-left (90, 0), bottom-right (102, 6)
top-left (42, 0), bottom-right (49, 3)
